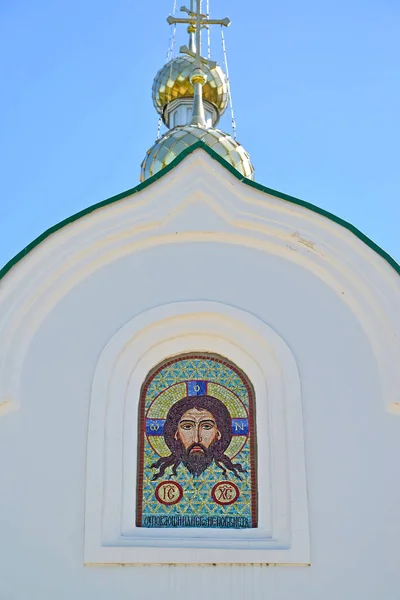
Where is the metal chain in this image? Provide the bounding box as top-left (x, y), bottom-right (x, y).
top-left (159, 0), bottom-right (177, 138)
top-left (157, 116), bottom-right (163, 139)
top-left (170, 24), bottom-right (177, 60)
top-left (165, 25), bottom-right (176, 104)
top-left (166, 0), bottom-right (177, 61)
top-left (221, 27), bottom-right (237, 140)
top-left (206, 0), bottom-right (211, 59)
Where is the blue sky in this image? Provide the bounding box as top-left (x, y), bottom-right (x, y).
top-left (1, 0), bottom-right (399, 267)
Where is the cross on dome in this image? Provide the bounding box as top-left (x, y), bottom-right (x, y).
top-left (167, 0), bottom-right (230, 126)
top-left (167, 0), bottom-right (231, 70)
top-left (140, 0), bottom-right (254, 182)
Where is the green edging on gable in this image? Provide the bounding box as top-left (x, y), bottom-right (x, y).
top-left (0, 141), bottom-right (399, 281)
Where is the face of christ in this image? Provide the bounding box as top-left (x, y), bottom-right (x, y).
top-left (150, 394), bottom-right (247, 481)
top-left (174, 408), bottom-right (222, 476)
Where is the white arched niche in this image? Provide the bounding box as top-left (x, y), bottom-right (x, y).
top-left (84, 301), bottom-right (309, 565)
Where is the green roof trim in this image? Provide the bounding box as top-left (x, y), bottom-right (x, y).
top-left (0, 141), bottom-right (399, 281)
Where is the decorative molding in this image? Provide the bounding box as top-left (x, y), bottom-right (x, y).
top-left (0, 150), bottom-right (399, 415)
top-left (84, 301), bottom-right (309, 565)
top-left (1, 143), bottom-right (399, 281)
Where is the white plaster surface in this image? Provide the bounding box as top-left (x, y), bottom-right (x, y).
top-left (0, 151), bottom-right (399, 598)
top-left (84, 302), bottom-right (308, 564)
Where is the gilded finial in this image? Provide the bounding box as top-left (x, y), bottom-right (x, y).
top-left (167, 1), bottom-right (231, 67)
top-left (141, 1), bottom-right (254, 181)
top-left (190, 68), bottom-right (207, 126)
top-left (166, 0), bottom-right (231, 127)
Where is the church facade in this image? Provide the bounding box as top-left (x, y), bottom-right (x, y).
top-left (0, 2), bottom-right (399, 598)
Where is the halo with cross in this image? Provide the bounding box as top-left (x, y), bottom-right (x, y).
top-left (143, 355), bottom-right (251, 459)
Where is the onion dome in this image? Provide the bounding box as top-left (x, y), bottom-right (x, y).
top-left (140, 124), bottom-right (254, 182)
top-left (152, 55), bottom-right (229, 123)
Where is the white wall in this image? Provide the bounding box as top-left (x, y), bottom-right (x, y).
top-left (0, 152), bottom-right (399, 598)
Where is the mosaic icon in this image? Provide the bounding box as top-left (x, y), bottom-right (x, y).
top-left (136, 353), bottom-right (258, 529)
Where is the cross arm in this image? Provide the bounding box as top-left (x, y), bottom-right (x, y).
top-left (203, 18), bottom-right (231, 27)
top-left (167, 16), bottom-right (192, 25)
top-left (179, 45), bottom-right (217, 69)
top-left (167, 15), bottom-right (231, 27)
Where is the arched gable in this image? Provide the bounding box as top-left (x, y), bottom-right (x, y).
top-left (0, 145), bottom-right (399, 416)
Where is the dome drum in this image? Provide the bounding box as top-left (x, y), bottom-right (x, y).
top-left (163, 98), bottom-right (219, 128)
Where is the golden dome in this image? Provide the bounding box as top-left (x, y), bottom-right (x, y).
top-left (152, 55), bottom-right (229, 122)
top-left (140, 125), bottom-right (254, 181)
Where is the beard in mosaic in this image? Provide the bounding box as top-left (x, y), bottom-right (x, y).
top-left (151, 395), bottom-right (247, 480)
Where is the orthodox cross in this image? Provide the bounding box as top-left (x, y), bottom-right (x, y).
top-left (167, 0), bottom-right (231, 70)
